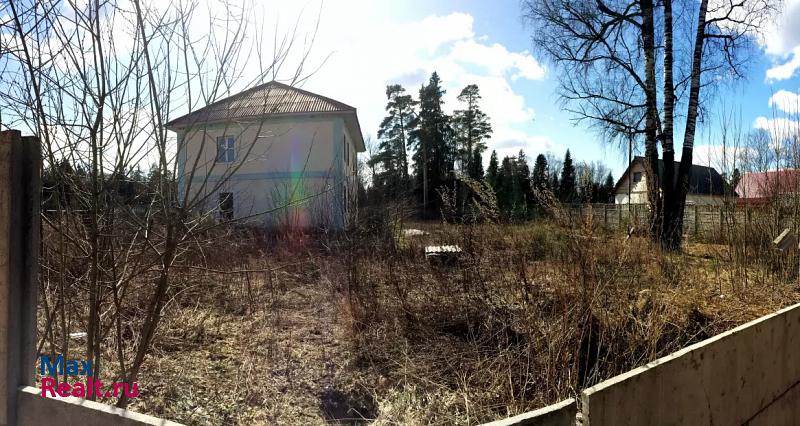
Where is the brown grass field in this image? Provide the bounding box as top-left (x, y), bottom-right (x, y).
top-left (95, 216), bottom-right (800, 425)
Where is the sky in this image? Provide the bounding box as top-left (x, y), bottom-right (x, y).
top-left (260, 0), bottom-right (800, 179)
top-left (4, 0), bottom-right (799, 179)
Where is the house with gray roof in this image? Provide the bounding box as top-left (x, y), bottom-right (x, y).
top-left (166, 81), bottom-right (365, 229)
top-left (613, 156), bottom-right (726, 206)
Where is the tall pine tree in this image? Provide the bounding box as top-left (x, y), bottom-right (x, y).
top-left (370, 85), bottom-right (417, 195)
top-left (452, 84), bottom-right (493, 180)
top-left (410, 72), bottom-right (453, 216)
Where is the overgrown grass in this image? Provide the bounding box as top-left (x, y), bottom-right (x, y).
top-left (39, 209), bottom-right (800, 425)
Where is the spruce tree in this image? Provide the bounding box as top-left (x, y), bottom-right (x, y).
top-left (410, 72), bottom-right (452, 215)
top-left (532, 154), bottom-right (549, 192)
top-left (558, 149), bottom-right (576, 203)
top-left (602, 172), bottom-right (615, 203)
top-left (471, 150), bottom-right (485, 181)
top-left (497, 156), bottom-right (517, 213)
top-left (516, 150), bottom-right (534, 215)
top-left (487, 150), bottom-right (500, 189)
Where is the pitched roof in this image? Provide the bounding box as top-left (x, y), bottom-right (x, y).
top-left (614, 156), bottom-right (725, 196)
top-left (165, 81), bottom-right (365, 151)
top-left (736, 169), bottom-right (800, 200)
top-left (167, 81), bottom-right (356, 127)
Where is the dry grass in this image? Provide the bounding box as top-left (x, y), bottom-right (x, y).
top-left (37, 211), bottom-right (800, 425)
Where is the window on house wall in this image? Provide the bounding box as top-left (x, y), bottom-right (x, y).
top-left (633, 172), bottom-right (643, 184)
top-left (216, 136), bottom-right (236, 163)
top-left (219, 192), bottom-right (234, 221)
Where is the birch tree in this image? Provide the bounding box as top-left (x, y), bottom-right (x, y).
top-left (523, 0), bottom-right (779, 249)
top-left (1, 0), bottom-right (323, 408)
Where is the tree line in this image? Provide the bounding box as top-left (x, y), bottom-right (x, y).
top-left (363, 72), bottom-right (614, 220)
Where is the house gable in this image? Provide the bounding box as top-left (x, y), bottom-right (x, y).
top-left (166, 81), bottom-right (365, 152)
top-left (613, 157), bottom-right (725, 197)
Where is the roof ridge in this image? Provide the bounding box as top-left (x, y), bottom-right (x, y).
top-left (166, 81), bottom-right (280, 127)
top-left (271, 80), bottom-right (356, 111)
top-left (166, 80), bottom-right (356, 128)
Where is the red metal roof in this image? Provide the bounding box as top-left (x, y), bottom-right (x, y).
top-left (736, 169), bottom-right (800, 201)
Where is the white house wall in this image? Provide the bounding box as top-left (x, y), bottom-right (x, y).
top-left (614, 161), bottom-right (724, 206)
top-left (177, 114), bottom-right (353, 228)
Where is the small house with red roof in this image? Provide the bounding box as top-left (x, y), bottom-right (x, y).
top-left (735, 169), bottom-right (800, 205)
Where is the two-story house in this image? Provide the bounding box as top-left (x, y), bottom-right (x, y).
top-left (166, 81), bottom-right (365, 229)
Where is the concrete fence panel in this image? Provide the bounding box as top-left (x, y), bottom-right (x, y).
top-left (17, 386), bottom-right (182, 426)
top-left (481, 398), bottom-right (576, 426)
top-left (581, 302), bottom-right (800, 425)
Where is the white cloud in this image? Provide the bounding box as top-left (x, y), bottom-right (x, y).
top-left (491, 131), bottom-right (555, 162)
top-left (766, 47), bottom-right (800, 81)
top-left (448, 40), bottom-right (546, 81)
top-left (760, 0), bottom-right (800, 56)
top-left (761, 0), bottom-right (800, 80)
top-left (769, 89), bottom-right (800, 114)
top-left (692, 144), bottom-right (744, 175)
top-left (272, 1), bottom-right (549, 161)
top-left (753, 116), bottom-right (800, 141)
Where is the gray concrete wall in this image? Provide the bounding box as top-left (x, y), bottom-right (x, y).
top-left (481, 398), bottom-right (576, 426)
top-left (581, 302), bottom-right (800, 425)
top-left (17, 386), bottom-right (184, 426)
top-left (1, 131), bottom-right (41, 426)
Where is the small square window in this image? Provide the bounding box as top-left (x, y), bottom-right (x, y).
top-left (633, 172), bottom-right (643, 183)
top-left (216, 136), bottom-right (236, 163)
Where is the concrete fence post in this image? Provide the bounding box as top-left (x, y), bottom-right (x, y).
top-left (0, 130), bottom-right (41, 426)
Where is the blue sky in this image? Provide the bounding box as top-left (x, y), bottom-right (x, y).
top-left (7, 0), bottom-right (795, 179)
top-left (279, 0), bottom-right (800, 179)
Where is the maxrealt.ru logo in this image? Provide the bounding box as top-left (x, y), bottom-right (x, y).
top-left (38, 355), bottom-right (138, 399)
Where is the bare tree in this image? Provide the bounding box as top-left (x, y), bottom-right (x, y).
top-left (523, 0), bottom-right (779, 249)
top-left (1, 0), bottom-right (328, 408)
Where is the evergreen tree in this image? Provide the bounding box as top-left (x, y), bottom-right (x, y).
top-left (410, 72), bottom-right (453, 216)
top-left (370, 84), bottom-right (417, 195)
top-left (558, 149), bottom-right (576, 202)
top-left (602, 172), bottom-right (615, 203)
top-left (452, 84), bottom-right (492, 180)
top-left (487, 150), bottom-right (500, 189)
top-left (516, 150), bottom-right (534, 214)
top-left (497, 156), bottom-right (517, 213)
top-left (532, 154), bottom-right (549, 192)
top-left (471, 150), bottom-right (485, 181)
